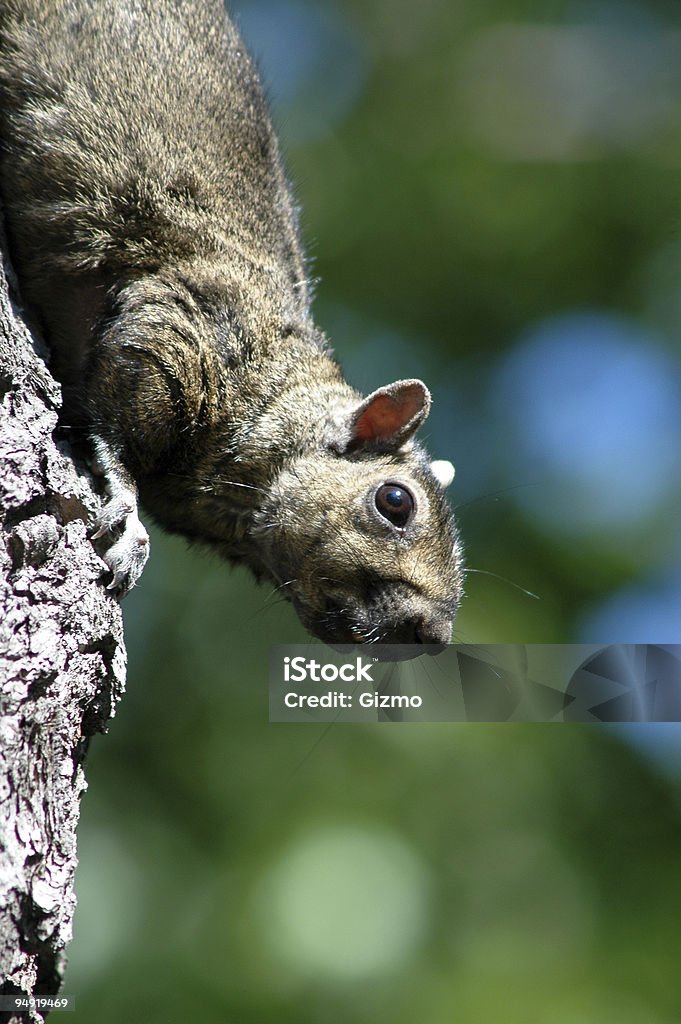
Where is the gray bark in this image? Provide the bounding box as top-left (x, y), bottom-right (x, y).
top-left (0, 226), bottom-right (127, 1020)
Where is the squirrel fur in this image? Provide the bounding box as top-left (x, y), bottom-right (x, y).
top-left (0, 0), bottom-right (463, 644)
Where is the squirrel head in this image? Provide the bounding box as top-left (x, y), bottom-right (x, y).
top-left (253, 379), bottom-right (463, 645)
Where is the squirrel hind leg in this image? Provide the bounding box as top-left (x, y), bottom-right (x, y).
top-left (89, 436), bottom-right (150, 595)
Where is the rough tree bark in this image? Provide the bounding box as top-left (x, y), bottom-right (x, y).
top-left (0, 218), bottom-right (127, 1021)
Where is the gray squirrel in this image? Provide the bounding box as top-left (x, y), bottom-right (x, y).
top-left (0, 0), bottom-right (463, 644)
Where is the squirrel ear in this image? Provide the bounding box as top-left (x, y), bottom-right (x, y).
top-left (345, 379), bottom-right (431, 450)
top-left (431, 460), bottom-right (455, 488)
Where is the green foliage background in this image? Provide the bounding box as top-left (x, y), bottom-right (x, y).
top-left (67, 1), bottom-right (681, 1020)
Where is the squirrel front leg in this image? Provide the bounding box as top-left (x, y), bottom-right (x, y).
top-left (82, 275), bottom-right (226, 593)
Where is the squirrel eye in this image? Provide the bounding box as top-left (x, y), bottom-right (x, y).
top-left (374, 483), bottom-right (415, 529)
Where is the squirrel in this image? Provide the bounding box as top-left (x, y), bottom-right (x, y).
top-left (0, 0), bottom-right (463, 645)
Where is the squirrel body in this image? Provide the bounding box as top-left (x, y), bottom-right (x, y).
top-left (0, 0), bottom-right (463, 644)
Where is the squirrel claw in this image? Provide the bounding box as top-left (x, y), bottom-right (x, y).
top-left (95, 502), bottom-right (150, 595)
top-left (88, 442), bottom-right (150, 596)
top-left (90, 493), bottom-right (136, 538)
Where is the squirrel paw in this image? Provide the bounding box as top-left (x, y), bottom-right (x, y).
top-left (91, 493), bottom-right (150, 595)
top-left (89, 437), bottom-right (150, 596)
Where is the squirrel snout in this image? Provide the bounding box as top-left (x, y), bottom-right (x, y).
top-left (414, 616), bottom-right (453, 646)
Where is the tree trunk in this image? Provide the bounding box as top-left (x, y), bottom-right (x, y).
top-left (0, 219), bottom-right (127, 1021)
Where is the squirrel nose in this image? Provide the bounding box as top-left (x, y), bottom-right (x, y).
top-left (414, 617), bottom-right (452, 646)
